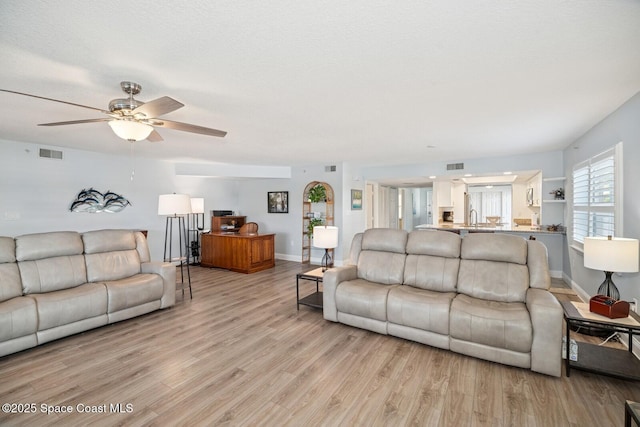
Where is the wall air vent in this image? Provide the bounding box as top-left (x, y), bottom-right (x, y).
top-left (325, 165), bottom-right (337, 172)
top-left (39, 148), bottom-right (63, 160)
top-left (446, 162), bottom-right (464, 171)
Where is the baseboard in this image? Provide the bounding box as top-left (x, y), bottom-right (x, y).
top-left (550, 270), bottom-right (563, 279)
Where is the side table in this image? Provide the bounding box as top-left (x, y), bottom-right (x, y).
top-left (626, 400), bottom-right (640, 427)
top-left (561, 300), bottom-right (640, 380)
top-left (296, 268), bottom-right (324, 310)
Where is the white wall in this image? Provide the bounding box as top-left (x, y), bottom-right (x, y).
top-left (563, 91), bottom-right (640, 303)
top-left (0, 139), bottom-right (239, 261)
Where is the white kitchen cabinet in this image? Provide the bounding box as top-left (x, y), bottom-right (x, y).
top-left (434, 181), bottom-right (453, 207)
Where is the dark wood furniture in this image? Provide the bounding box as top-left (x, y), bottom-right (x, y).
top-left (200, 232), bottom-right (275, 274)
top-left (296, 267), bottom-right (324, 310)
top-left (211, 215), bottom-right (246, 232)
top-left (561, 300), bottom-right (640, 381)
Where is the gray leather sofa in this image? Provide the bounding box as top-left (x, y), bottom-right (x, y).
top-left (0, 229), bottom-right (176, 358)
top-left (323, 228), bottom-right (563, 377)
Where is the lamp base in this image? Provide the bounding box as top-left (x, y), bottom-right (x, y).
top-left (321, 249), bottom-right (334, 272)
top-left (597, 271), bottom-right (620, 300)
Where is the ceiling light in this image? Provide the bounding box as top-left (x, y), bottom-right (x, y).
top-left (108, 120), bottom-right (153, 142)
top-left (429, 175), bottom-right (436, 179)
top-left (503, 171), bottom-right (513, 175)
top-left (464, 174), bottom-right (473, 177)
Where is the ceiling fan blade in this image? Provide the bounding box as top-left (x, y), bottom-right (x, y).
top-left (146, 129), bottom-right (164, 142)
top-left (133, 96), bottom-right (184, 118)
top-left (38, 118), bottom-right (111, 126)
top-left (154, 119), bottom-right (227, 138)
top-left (0, 89), bottom-right (111, 114)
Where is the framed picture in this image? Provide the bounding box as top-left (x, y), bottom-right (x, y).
top-left (268, 191), bottom-right (289, 213)
top-left (351, 189), bottom-right (363, 210)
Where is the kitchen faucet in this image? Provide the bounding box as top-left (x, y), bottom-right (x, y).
top-left (469, 209), bottom-right (478, 227)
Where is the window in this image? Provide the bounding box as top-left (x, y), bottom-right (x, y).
top-left (467, 185), bottom-right (512, 223)
top-left (572, 143), bottom-right (622, 246)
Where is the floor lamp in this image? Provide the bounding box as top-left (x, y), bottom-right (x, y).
top-left (584, 236), bottom-right (639, 300)
top-left (313, 226), bottom-right (339, 272)
top-left (188, 197), bottom-right (205, 265)
top-left (158, 194), bottom-right (192, 299)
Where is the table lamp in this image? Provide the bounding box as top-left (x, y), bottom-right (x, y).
top-left (313, 226), bottom-right (339, 272)
top-left (583, 235), bottom-right (639, 300)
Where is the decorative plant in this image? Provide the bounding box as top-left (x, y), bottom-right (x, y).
top-left (307, 217), bottom-right (324, 236)
top-left (308, 184), bottom-right (327, 203)
top-left (549, 187), bottom-right (564, 200)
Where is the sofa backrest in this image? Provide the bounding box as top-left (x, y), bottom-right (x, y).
top-left (16, 231), bottom-right (87, 294)
top-left (457, 233), bottom-right (530, 302)
top-left (404, 230), bottom-right (461, 292)
top-left (357, 228), bottom-right (407, 285)
top-left (82, 230), bottom-right (143, 282)
top-left (0, 236), bottom-right (22, 302)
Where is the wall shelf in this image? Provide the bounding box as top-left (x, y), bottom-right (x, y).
top-left (543, 199), bottom-right (566, 203)
top-left (542, 177), bottom-right (566, 182)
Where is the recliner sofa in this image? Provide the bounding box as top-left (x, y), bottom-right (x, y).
top-left (0, 229), bottom-right (176, 357)
top-left (323, 228), bottom-right (563, 377)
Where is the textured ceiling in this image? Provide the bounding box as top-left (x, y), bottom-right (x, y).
top-left (1, 0), bottom-right (639, 167)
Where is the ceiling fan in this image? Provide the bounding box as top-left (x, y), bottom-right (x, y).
top-left (0, 81), bottom-right (227, 142)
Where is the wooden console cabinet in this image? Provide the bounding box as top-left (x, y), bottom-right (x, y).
top-left (201, 232), bottom-right (275, 274)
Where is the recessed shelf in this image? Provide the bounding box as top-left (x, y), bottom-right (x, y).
top-left (543, 177), bottom-right (566, 182)
top-left (543, 199), bottom-right (566, 203)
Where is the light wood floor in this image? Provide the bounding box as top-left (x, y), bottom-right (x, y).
top-left (1, 261), bottom-right (638, 426)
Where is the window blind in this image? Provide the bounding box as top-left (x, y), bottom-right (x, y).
top-left (572, 144), bottom-right (619, 245)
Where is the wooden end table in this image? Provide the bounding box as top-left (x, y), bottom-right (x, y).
top-left (561, 300), bottom-right (640, 381)
top-left (296, 267), bottom-right (324, 310)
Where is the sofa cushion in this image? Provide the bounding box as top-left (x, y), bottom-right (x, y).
top-left (461, 233), bottom-right (527, 264)
top-left (0, 263), bottom-right (22, 302)
top-left (357, 251), bottom-right (406, 285)
top-left (336, 279), bottom-right (394, 321)
top-left (82, 229), bottom-right (137, 253)
top-left (30, 283), bottom-right (108, 331)
top-left (406, 230), bottom-right (461, 258)
top-left (0, 297), bottom-right (37, 341)
top-left (457, 259), bottom-right (529, 302)
top-left (105, 274), bottom-right (164, 313)
top-left (85, 250), bottom-right (142, 283)
top-left (15, 231), bottom-right (83, 261)
top-left (0, 236), bottom-right (16, 263)
top-left (387, 286), bottom-right (456, 335)
top-left (450, 294), bottom-right (532, 353)
top-left (361, 228), bottom-right (408, 254)
top-left (404, 255), bottom-right (460, 292)
top-left (19, 255), bottom-right (88, 294)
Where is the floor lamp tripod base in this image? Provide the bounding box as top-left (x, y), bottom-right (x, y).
top-left (163, 215), bottom-right (192, 300)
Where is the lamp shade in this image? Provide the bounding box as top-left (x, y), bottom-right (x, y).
top-left (313, 226), bottom-right (339, 249)
top-left (190, 198), bottom-right (205, 214)
top-left (584, 236), bottom-right (639, 273)
top-left (108, 120), bottom-right (153, 142)
top-left (158, 194), bottom-right (192, 216)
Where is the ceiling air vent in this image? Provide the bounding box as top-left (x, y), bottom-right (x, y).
top-left (325, 165), bottom-right (337, 172)
top-left (39, 148), bottom-right (63, 160)
top-left (446, 162), bottom-right (464, 171)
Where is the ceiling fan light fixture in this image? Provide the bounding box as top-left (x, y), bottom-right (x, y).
top-left (108, 120), bottom-right (153, 142)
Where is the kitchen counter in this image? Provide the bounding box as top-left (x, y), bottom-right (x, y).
top-left (415, 223), bottom-right (565, 234)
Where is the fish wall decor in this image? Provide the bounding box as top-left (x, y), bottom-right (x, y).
top-left (70, 188), bottom-right (131, 213)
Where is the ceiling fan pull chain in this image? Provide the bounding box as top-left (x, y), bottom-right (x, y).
top-left (130, 141), bottom-right (136, 181)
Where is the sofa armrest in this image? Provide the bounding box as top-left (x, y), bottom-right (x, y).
top-left (526, 288), bottom-right (562, 377)
top-left (323, 265), bottom-right (357, 322)
top-left (142, 262), bottom-right (176, 308)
